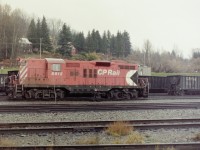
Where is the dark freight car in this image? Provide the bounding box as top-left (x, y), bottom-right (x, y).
top-left (167, 75), bottom-right (200, 95)
top-left (0, 74), bottom-right (7, 92)
top-left (141, 76), bottom-right (168, 93)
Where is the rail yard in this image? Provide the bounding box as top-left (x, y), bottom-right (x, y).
top-left (1, 58), bottom-right (200, 149)
top-left (0, 94), bottom-right (200, 149)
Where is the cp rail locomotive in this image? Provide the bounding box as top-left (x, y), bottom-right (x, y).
top-left (6, 58), bottom-right (149, 100)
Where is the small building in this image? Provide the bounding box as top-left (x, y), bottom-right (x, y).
top-left (138, 65), bottom-right (151, 76)
top-left (19, 38), bottom-right (32, 53)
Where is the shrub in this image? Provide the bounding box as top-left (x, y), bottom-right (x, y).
top-left (105, 121), bottom-right (133, 137)
top-left (125, 132), bottom-right (144, 144)
top-left (192, 133), bottom-right (200, 141)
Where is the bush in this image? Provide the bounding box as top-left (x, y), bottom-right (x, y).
top-left (192, 133), bottom-right (200, 141)
top-left (105, 121), bottom-right (133, 137)
top-left (125, 132), bottom-right (144, 144)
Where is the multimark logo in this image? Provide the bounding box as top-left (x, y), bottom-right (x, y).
top-left (97, 69), bottom-right (120, 76)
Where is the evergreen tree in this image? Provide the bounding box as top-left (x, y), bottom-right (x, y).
top-left (95, 30), bottom-right (102, 53)
top-left (73, 32), bottom-right (85, 52)
top-left (122, 31), bottom-right (131, 57)
top-left (57, 23), bottom-right (72, 57)
top-left (27, 19), bottom-right (37, 49)
top-left (88, 29), bottom-right (102, 53)
top-left (101, 31), bottom-right (108, 54)
top-left (107, 30), bottom-right (111, 56)
top-left (91, 29), bottom-right (97, 52)
top-left (85, 31), bottom-right (93, 52)
top-left (116, 31), bottom-right (123, 57)
top-left (41, 16), bottom-right (52, 52)
top-left (110, 34), bottom-right (117, 56)
top-left (35, 18), bottom-right (41, 49)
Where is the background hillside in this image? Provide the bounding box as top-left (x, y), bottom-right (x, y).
top-left (0, 3), bottom-right (200, 73)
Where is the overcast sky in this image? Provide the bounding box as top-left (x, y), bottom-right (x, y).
top-left (1, 0), bottom-right (200, 58)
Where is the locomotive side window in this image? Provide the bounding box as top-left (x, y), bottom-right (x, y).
top-left (130, 66), bottom-right (135, 69)
top-left (119, 65), bottom-right (135, 70)
top-left (96, 62), bottom-right (111, 66)
top-left (118, 65), bottom-right (124, 69)
top-left (70, 70), bottom-right (79, 76)
top-left (125, 66), bottom-right (129, 69)
top-left (94, 69), bottom-right (97, 78)
top-left (52, 64), bottom-right (61, 72)
top-left (83, 69), bottom-right (87, 78)
top-left (89, 69), bottom-right (92, 78)
top-left (83, 69), bottom-right (97, 78)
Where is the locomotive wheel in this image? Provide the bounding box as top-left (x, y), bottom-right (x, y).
top-left (35, 90), bottom-right (43, 99)
top-left (24, 91), bottom-right (32, 99)
top-left (50, 93), bottom-right (56, 99)
top-left (132, 90), bottom-right (138, 99)
top-left (125, 93), bottom-right (132, 100)
top-left (57, 90), bottom-right (64, 99)
top-left (114, 91), bottom-right (124, 100)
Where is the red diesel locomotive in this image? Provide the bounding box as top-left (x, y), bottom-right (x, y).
top-left (6, 58), bottom-right (149, 100)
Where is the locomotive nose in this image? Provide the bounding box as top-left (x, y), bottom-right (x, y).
top-left (130, 71), bottom-right (138, 84)
top-left (126, 70), bottom-right (138, 86)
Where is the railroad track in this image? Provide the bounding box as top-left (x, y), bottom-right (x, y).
top-left (1, 119), bottom-right (200, 149)
top-left (0, 143), bottom-right (200, 150)
top-left (0, 102), bottom-right (200, 112)
top-left (1, 118), bottom-right (200, 133)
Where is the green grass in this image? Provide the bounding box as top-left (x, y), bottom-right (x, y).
top-left (151, 72), bottom-right (200, 76)
top-left (0, 68), bottom-right (19, 74)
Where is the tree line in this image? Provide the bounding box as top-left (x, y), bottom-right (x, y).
top-left (1, 3), bottom-right (200, 73)
top-left (0, 4), bottom-right (28, 64)
top-left (27, 19), bottom-right (132, 58)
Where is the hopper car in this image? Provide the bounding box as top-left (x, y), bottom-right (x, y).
top-left (167, 75), bottom-right (200, 95)
top-left (140, 75), bottom-right (200, 96)
top-left (139, 76), bottom-right (168, 93)
top-left (0, 74), bottom-right (7, 93)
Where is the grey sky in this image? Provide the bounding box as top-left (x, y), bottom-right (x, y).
top-left (1, 0), bottom-right (200, 58)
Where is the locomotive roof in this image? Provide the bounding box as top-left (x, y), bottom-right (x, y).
top-left (45, 58), bottom-right (65, 63)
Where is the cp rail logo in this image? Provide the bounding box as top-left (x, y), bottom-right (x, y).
top-left (97, 69), bottom-right (120, 76)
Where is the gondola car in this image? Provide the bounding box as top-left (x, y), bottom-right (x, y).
top-left (140, 76), bottom-right (168, 93)
top-left (167, 75), bottom-right (200, 95)
top-left (0, 73), bottom-right (7, 93)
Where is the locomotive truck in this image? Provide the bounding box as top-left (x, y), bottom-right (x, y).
top-left (6, 58), bottom-right (149, 100)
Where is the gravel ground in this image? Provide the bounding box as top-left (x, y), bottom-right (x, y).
top-left (0, 109), bottom-right (200, 123)
top-left (0, 109), bottom-right (200, 146)
top-left (1, 128), bottom-right (200, 146)
top-left (1, 95), bottom-right (200, 146)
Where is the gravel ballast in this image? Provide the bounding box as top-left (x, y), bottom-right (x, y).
top-left (0, 108), bottom-right (200, 145)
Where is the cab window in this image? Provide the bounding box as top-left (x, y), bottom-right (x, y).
top-left (52, 64), bottom-right (61, 72)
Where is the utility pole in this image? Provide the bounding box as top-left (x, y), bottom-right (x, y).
top-left (39, 38), bottom-right (42, 59)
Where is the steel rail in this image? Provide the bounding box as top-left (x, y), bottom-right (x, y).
top-left (1, 118), bottom-right (200, 128)
top-left (0, 143), bottom-right (200, 150)
top-left (0, 102), bottom-right (200, 112)
top-left (1, 120), bottom-right (200, 133)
